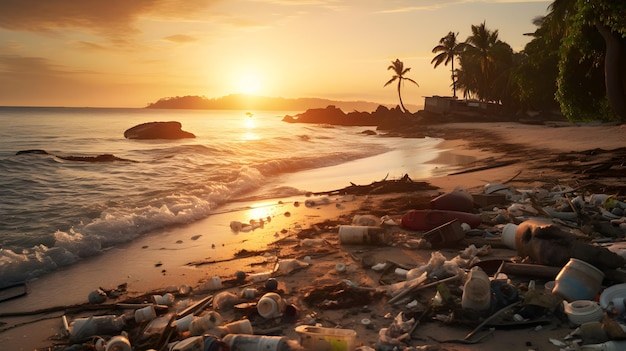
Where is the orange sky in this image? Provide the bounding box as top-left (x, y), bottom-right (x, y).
top-left (0, 0), bottom-right (552, 108)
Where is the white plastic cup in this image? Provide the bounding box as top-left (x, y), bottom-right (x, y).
top-left (172, 314), bottom-right (194, 332)
top-left (134, 305), bottom-right (157, 323)
top-left (335, 262), bottom-right (346, 272)
top-left (257, 292), bottom-right (285, 319)
top-left (152, 293), bottom-right (175, 306)
top-left (224, 319), bottom-right (254, 334)
top-left (105, 335), bottom-right (132, 351)
top-left (501, 223), bottom-right (518, 250)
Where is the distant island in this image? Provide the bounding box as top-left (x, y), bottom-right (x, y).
top-left (145, 94), bottom-right (420, 112)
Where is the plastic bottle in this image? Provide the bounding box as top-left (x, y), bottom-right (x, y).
top-left (257, 292), bottom-right (285, 319)
top-left (189, 311), bottom-right (223, 336)
top-left (461, 267), bottom-right (491, 311)
top-left (337, 225), bottom-right (389, 245)
top-left (580, 341), bottom-right (626, 351)
top-left (222, 334), bottom-right (290, 351)
top-left (69, 315), bottom-right (126, 342)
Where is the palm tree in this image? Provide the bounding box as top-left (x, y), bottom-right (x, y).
top-left (431, 32), bottom-right (468, 98)
top-left (463, 22), bottom-right (509, 102)
top-left (384, 59), bottom-right (419, 113)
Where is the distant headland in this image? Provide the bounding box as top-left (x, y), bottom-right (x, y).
top-left (145, 94), bottom-right (419, 112)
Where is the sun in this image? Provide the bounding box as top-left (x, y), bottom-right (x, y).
top-left (237, 73), bottom-right (262, 95)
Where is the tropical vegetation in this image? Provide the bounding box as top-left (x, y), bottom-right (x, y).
top-left (428, 0), bottom-right (626, 122)
top-left (430, 32), bottom-right (467, 98)
top-left (384, 59), bottom-right (419, 113)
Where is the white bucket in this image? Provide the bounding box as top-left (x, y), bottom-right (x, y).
top-left (553, 258), bottom-right (604, 302)
top-left (501, 223), bottom-right (518, 250)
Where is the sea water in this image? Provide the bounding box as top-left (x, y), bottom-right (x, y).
top-left (0, 107), bottom-right (451, 288)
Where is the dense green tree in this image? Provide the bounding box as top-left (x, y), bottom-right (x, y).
top-left (457, 22), bottom-right (514, 103)
top-left (511, 16), bottom-right (561, 111)
top-left (551, 0), bottom-right (626, 121)
top-left (384, 59), bottom-right (419, 113)
top-left (431, 32), bottom-right (468, 98)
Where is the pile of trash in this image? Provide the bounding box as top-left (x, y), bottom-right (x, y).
top-left (4, 182), bottom-right (626, 351)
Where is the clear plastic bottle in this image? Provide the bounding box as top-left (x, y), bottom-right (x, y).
top-left (461, 267), bottom-right (491, 311)
top-left (581, 341), bottom-right (626, 351)
top-left (69, 315), bottom-right (126, 342)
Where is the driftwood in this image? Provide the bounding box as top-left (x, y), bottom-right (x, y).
top-left (313, 173), bottom-right (436, 196)
top-left (447, 160), bottom-right (518, 176)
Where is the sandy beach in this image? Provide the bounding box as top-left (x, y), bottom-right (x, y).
top-left (1, 121), bottom-right (625, 351)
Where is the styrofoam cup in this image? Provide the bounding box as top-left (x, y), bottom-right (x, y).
top-left (501, 223), bottom-right (518, 250)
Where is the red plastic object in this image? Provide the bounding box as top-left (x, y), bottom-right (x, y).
top-left (401, 209), bottom-right (481, 231)
top-left (430, 191), bottom-right (474, 213)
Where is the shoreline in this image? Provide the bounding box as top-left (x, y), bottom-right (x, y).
top-left (2, 121), bottom-right (625, 350)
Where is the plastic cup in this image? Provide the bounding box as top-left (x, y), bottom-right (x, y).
top-left (224, 319), bottom-right (253, 334)
top-left (501, 223), bottom-right (518, 250)
top-left (134, 305), bottom-right (157, 323)
top-left (152, 293), bottom-right (175, 306)
top-left (172, 314), bottom-right (194, 332)
top-left (257, 292), bottom-right (285, 319)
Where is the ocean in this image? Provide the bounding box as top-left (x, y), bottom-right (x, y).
top-left (0, 107), bottom-right (453, 289)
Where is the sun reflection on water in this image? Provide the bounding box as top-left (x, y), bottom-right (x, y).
top-left (242, 111), bottom-right (259, 140)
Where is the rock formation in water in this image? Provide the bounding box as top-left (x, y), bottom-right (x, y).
top-left (124, 121), bottom-right (195, 140)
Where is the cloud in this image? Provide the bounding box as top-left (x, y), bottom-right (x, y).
top-left (0, 0), bottom-right (218, 39)
top-left (162, 34), bottom-right (198, 43)
top-left (0, 55), bottom-right (64, 76)
top-left (377, 0), bottom-right (550, 14)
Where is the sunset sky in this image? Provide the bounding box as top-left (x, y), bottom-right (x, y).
top-left (0, 0), bottom-right (552, 108)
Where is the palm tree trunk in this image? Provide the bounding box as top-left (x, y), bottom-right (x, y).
top-left (451, 55), bottom-right (456, 98)
top-left (397, 80), bottom-right (408, 113)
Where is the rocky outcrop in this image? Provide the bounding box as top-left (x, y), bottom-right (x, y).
top-left (124, 121), bottom-right (195, 140)
top-left (16, 149), bottom-right (136, 162)
top-left (282, 105), bottom-right (418, 129)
